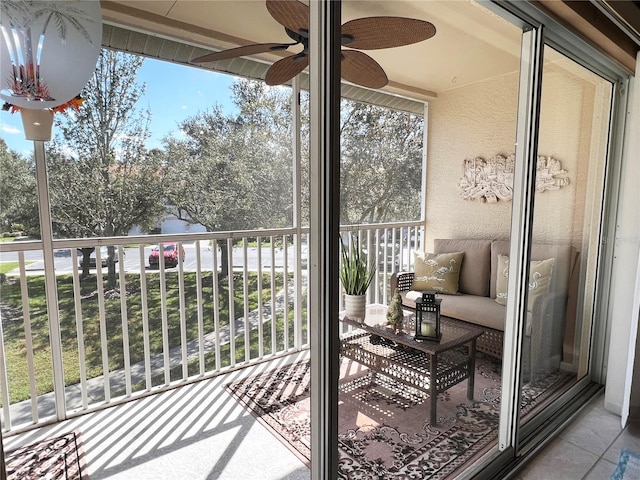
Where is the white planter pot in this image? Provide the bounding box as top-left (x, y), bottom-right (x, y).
top-left (344, 294), bottom-right (366, 319)
top-left (20, 109), bottom-right (53, 141)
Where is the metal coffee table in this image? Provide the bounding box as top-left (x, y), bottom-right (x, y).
top-left (340, 304), bottom-right (484, 425)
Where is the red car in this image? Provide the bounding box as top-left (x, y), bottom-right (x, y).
top-left (149, 242), bottom-right (185, 268)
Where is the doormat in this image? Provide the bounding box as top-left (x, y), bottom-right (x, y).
top-left (5, 431), bottom-right (85, 480)
top-left (226, 353), bottom-right (573, 479)
top-left (610, 449), bottom-right (640, 480)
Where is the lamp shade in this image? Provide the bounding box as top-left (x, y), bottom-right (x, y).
top-left (0, 1), bottom-right (102, 110)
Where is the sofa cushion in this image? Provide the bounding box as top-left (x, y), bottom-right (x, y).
top-left (490, 241), bottom-right (575, 299)
top-left (400, 291), bottom-right (506, 332)
top-left (495, 255), bottom-right (555, 311)
top-left (440, 294), bottom-right (507, 332)
top-left (434, 239), bottom-right (491, 296)
top-left (412, 251), bottom-right (464, 294)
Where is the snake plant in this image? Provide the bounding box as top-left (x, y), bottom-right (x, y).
top-left (339, 234), bottom-right (376, 295)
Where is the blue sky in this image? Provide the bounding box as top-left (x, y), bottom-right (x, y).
top-left (0, 56), bottom-right (239, 156)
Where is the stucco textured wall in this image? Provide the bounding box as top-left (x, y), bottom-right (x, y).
top-left (426, 65), bottom-right (600, 251)
top-left (426, 72), bottom-right (518, 251)
top-left (535, 63), bottom-right (598, 247)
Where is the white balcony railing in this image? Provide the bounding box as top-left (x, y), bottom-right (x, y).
top-left (0, 222), bottom-right (422, 435)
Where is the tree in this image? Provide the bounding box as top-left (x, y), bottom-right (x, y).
top-left (297, 93), bottom-right (424, 227)
top-left (49, 50), bottom-right (166, 286)
top-left (0, 139), bottom-right (39, 236)
top-left (162, 79), bottom-right (294, 275)
top-left (339, 100), bottom-right (423, 225)
top-left (162, 78), bottom-right (424, 276)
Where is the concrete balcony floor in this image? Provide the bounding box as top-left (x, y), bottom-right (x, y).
top-left (3, 351), bottom-right (311, 480)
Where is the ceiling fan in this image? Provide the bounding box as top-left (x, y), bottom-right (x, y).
top-left (191, 0), bottom-right (436, 89)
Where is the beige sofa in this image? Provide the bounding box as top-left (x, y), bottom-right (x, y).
top-left (391, 239), bottom-right (579, 378)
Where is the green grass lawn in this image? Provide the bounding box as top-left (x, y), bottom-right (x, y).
top-left (0, 270), bottom-right (301, 405)
top-left (0, 262), bottom-right (20, 274)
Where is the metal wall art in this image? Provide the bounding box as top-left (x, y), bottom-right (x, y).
top-left (457, 154), bottom-right (569, 203)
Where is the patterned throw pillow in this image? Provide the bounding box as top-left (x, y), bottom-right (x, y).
top-left (412, 251), bottom-right (464, 294)
top-left (495, 255), bottom-right (555, 311)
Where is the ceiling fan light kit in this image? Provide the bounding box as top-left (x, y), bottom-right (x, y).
top-left (191, 0), bottom-right (436, 89)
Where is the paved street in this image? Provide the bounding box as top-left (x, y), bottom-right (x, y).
top-left (0, 242), bottom-right (308, 275)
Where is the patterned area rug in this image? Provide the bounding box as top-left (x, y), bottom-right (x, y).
top-left (226, 352), bottom-right (573, 479)
top-left (4, 431), bottom-right (84, 480)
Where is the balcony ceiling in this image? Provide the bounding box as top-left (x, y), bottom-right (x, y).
top-left (102, 0), bottom-right (522, 101)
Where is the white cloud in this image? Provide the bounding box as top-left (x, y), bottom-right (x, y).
top-left (1, 124), bottom-right (22, 135)
top-left (181, 105), bottom-right (188, 110)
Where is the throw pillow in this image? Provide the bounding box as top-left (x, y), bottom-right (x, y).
top-left (412, 251), bottom-right (464, 294)
top-left (495, 255), bottom-right (555, 311)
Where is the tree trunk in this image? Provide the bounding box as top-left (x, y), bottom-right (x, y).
top-left (219, 243), bottom-right (229, 280)
top-left (104, 223), bottom-right (117, 290)
top-left (106, 245), bottom-right (117, 291)
top-left (80, 247), bottom-right (93, 278)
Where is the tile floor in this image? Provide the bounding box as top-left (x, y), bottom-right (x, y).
top-left (516, 395), bottom-right (640, 480)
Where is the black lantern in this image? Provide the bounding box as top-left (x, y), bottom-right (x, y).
top-left (415, 291), bottom-right (441, 341)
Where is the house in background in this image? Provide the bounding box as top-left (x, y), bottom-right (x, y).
top-left (129, 207), bottom-right (207, 236)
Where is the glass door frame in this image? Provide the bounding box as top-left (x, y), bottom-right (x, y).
top-left (308, 1), bottom-right (342, 479)
top-left (497, 23), bottom-right (545, 454)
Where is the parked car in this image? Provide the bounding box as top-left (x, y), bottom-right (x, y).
top-left (148, 242), bottom-right (185, 268)
top-left (79, 246), bottom-right (121, 268)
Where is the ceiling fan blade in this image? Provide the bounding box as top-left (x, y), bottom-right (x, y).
top-left (265, 54), bottom-right (309, 85)
top-left (266, 0), bottom-right (310, 34)
top-left (340, 50), bottom-right (388, 89)
top-left (192, 43), bottom-right (294, 63)
top-left (341, 17), bottom-right (436, 50)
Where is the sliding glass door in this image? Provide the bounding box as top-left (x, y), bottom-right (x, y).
top-left (516, 44), bottom-right (614, 430)
top-left (492, 6), bottom-right (625, 470)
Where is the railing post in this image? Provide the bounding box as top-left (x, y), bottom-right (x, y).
top-left (34, 140), bottom-right (67, 420)
top-left (292, 76), bottom-right (304, 350)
